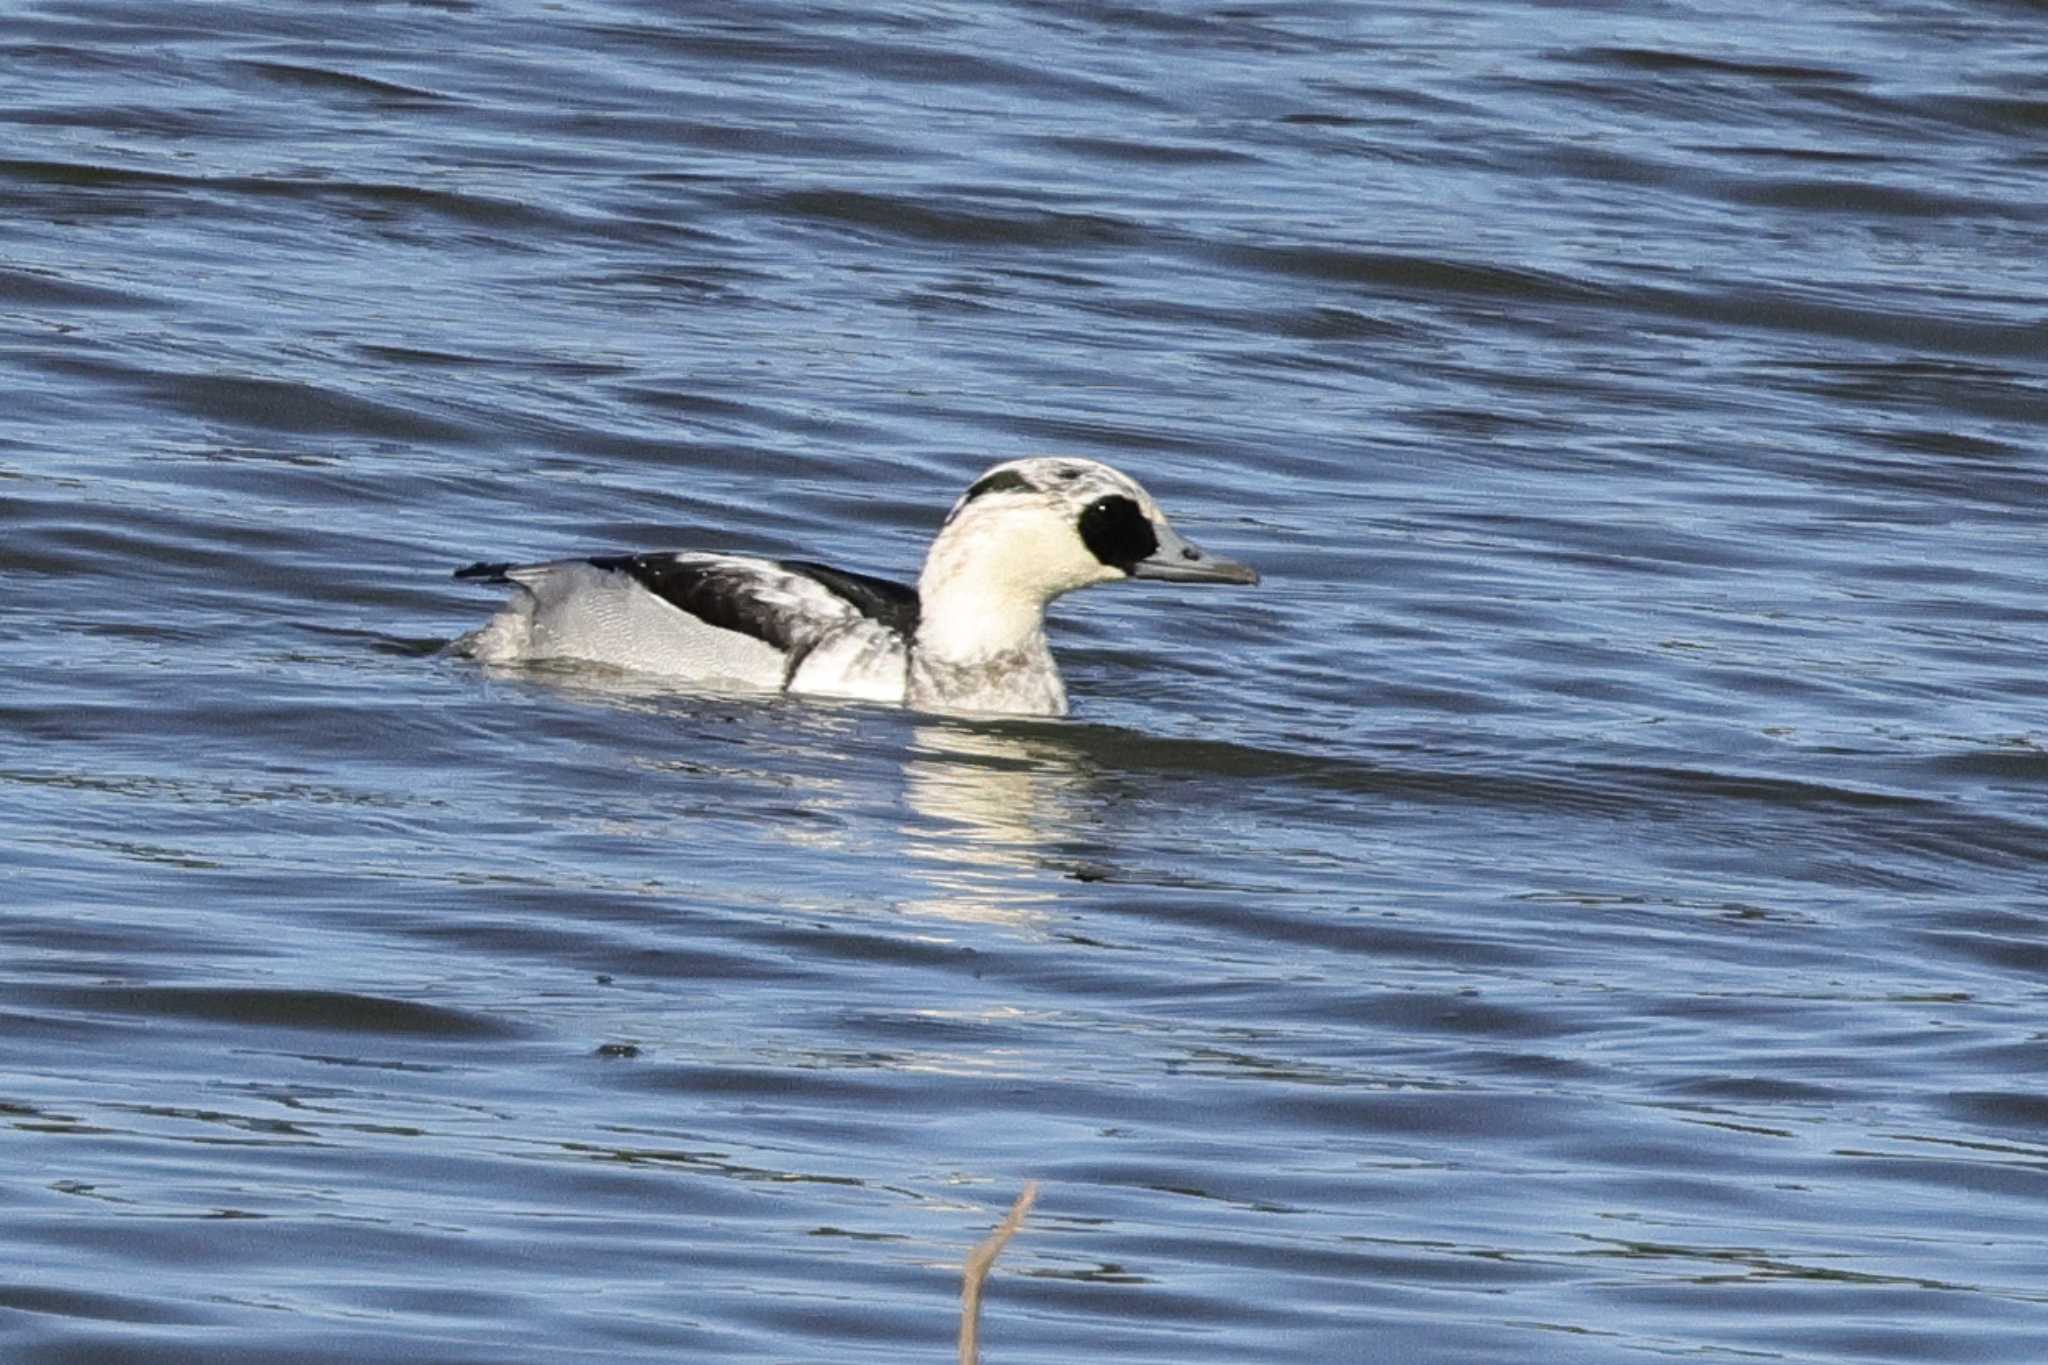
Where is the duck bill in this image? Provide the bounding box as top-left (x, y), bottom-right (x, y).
top-left (1127, 522), bottom-right (1260, 585)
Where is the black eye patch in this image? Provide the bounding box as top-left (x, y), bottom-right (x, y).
top-left (961, 468), bottom-right (1039, 504)
top-left (1078, 494), bottom-right (1158, 572)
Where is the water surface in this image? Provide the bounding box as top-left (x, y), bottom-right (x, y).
top-left (4, 1), bottom-right (2047, 1361)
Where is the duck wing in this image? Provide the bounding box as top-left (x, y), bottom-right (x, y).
top-left (775, 560), bottom-right (920, 637)
top-left (453, 552), bottom-right (918, 687)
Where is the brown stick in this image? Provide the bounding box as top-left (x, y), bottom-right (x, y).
top-left (958, 1182), bottom-right (1039, 1365)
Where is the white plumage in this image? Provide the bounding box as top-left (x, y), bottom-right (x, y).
top-left (453, 456), bottom-right (1257, 717)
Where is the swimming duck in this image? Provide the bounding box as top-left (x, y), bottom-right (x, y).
top-left (452, 456), bottom-right (1257, 717)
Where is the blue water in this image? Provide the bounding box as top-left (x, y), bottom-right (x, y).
top-left (5, 2), bottom-right (2047, 1361)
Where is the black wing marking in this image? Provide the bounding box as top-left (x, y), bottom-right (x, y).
top-left (453, 561), bottom-right (514, 582)
top-left (584, 553), bottom-right (819, 653)
top-left (778, 560), bottom-right (921, 637)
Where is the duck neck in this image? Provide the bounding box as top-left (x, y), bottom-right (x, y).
top-left (909, 571), bottom-right (1065, 715)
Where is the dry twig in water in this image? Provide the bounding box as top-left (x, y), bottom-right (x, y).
top-left (958, 1182), bottom-right (1039, 1365)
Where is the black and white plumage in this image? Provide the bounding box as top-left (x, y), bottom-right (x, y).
top-left (452, 456), bottom-right (1258, 717)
